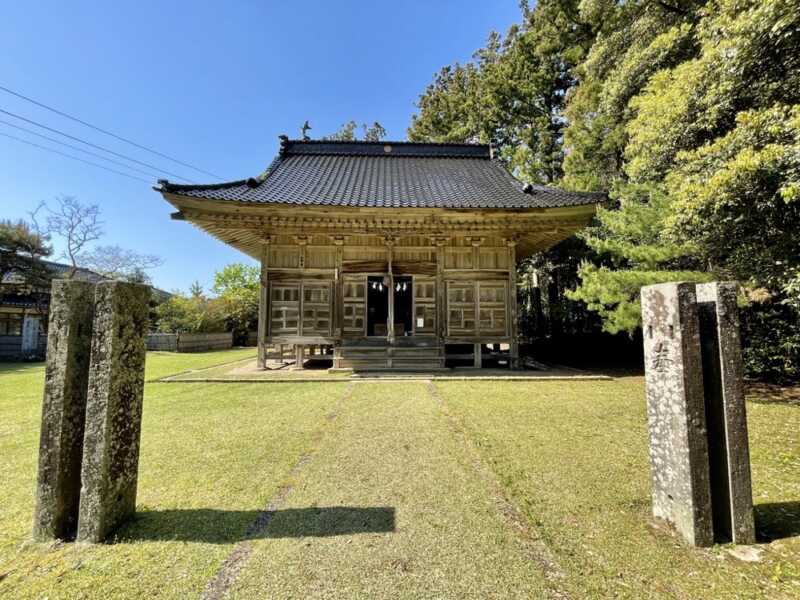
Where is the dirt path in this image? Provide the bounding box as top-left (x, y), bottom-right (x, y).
top-left (219, 382), bottom-right (559, 599)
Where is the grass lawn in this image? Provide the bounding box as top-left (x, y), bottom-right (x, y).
top-left (0, 351), bottom-right (798, 598)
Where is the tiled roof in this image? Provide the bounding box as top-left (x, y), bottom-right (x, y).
top-left (158, 138), bottom-right (606, 210)
top-left (1, 260), bottom-right (106, 285)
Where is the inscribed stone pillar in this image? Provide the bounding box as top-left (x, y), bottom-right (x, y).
top-left (77, 281), bottom-right (149, 543)
top-left (695, 282), bottom-right (755, 544)
top-left (641, 282), bottom-right (714, 547)
top-left (33, 280), bottom-right (96, 541)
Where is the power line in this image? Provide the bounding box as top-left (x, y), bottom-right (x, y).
top-left (0, 118), bottom-right (164, 180)
top-left (0, 107), bottom-right (195, 183)
top-left (0, 84), bottom-right (222, 179)
top-left (0, 131), bottom-right (151, 184)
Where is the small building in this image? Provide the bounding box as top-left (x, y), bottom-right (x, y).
top-left (0, 261), bottom-right (105, 360)
top-left (156, 138), bottom-right (603, 370)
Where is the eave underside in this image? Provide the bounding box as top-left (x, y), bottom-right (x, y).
top-left (165, 195), bottom-right (596, 260)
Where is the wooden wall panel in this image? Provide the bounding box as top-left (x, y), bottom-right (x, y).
top-left (269, 247), bottom-right (301, 269)
top-left (446, 282), bottom-right (476, 335)
top-left (301, 282), bottom-right (332, 336)
top-left (413, 277), bottom-right (436, 335)
top-left (445, 248), bottom-right (474, 270)
top-left (270, 284), bottom-right (300, 335)
top-left (478, 248), bottom-right (509, 270)
top-left (478, 281), bottom-right (507, 335)
top-left (306, 247), bottom-right (336, 269)
top-left (445, 279), bottom-right (509, 338)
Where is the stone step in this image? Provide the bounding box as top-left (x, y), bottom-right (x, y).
top-left (337, 357), bottom-right (445, 371)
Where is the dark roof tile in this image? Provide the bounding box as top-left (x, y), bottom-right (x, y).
top-left (159, 139), bottom-right (605, 210)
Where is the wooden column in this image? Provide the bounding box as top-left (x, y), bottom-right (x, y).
top-left (295, 344), bottom-right (305, 369)
top-left (256, 236), bottom-right (271, 370)
top-left (506, 238), bottom-right (519, 369)
top-left (433, 237), bottom-right (448, 367)
top-left (385, 236), bottom-right (395, 344)
top-left (333, 236), bottom-right (345, 339)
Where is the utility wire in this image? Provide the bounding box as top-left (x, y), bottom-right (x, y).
top-left (0, 84), bottom-right (222, 179)
top-left (0, 118), bottom-right (164, 180)
top-left (0, 107), bottom-right (195, 183)
top-left (0, 131), bottom-right (151, 184)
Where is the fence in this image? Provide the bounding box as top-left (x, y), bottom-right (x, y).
top-left (145, 332), bottom-right (233, 353)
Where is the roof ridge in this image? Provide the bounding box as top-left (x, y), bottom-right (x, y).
top-left (282, 138), bottom-right (488, 148)
top-left (157, 178), bottom-right (248, 192)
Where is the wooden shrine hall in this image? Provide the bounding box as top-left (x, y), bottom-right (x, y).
top-left (156, 137), bottom-right (604, 371)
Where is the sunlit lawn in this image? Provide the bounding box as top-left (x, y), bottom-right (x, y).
top-left (436, 378), bottom-right (800, 599)
top-left (0, 351), bottom-right (798, 598)
top-left (0, 350), bottom-right (348, 598)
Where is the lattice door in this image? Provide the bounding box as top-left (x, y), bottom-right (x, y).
top-left (413, 277), bottom-right (436, 335)
top-left (342, 276), bottom-right (366, 335)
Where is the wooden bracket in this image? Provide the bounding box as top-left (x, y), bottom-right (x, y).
top-left (293, 235), bottom-right (310, 246)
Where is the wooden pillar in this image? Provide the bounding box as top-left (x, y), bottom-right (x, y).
top-left (333, 236), bottom-right (345, 339)
top-left (257, 236), bottom-right (271, 370)
top-left (295, 344), bottom-right (305, 369)
top-left (433, 236), bottom-right (447, 338)
top-left (385, 236), bottom-right (395, 344)
top-left (473, 342), bottom-right (482, 368)
top-left (506, 238), bottom-right (519, 369)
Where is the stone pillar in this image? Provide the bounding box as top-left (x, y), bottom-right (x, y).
top-left (641, 281), bottom-right (755, 547)
top-left (641, 282), bottom-right (713, 547)
top-left (33, 280), bottom-right (96, 541)
top-left (696, 282), bottom-right (756, 544)
top-left (77, 281), bottom-right (149, 543)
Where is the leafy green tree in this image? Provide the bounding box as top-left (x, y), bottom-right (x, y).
top-left (409, 0), bottom-right (594, 184)
top-left (212, 263), bottom-right (260, 344)
top-left (565, 0), bottom-right (800, 378)
top-left (324, 121), bottom-right (387, 141)
top-left (155, 292), bottom-right (225, 333)
top-left (363, 122), bottom-right (387, 142)
top-left (567, 184), bottom-right (711, 333)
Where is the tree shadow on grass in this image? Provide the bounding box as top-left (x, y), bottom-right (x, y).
top-left (755, 501), bottom-right (800, 542)
top-left (114, 506), bottom-right (395, 544)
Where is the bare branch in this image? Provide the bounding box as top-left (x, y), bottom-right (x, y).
top-left (77, 244), bottom-right (163, 283)
top-left (39, 196), bottom-right (104, 276)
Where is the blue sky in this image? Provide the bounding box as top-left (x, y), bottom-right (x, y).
top-left (1, 1), bottom-right (521, 292)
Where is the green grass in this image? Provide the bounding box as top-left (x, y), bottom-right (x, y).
top-left (229, 382), bottom-right (550, 598)
top-left (1, 353), bottom-right (798, 598)
top-left (435, 377), bottom-right (800, 599)
top-left (0, 350), bottom-right (347, 598)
